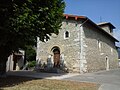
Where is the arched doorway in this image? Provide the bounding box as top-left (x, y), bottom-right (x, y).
top-left (105, 56), bottom-right (109, 71)
top-left (51, 46), bottom-right (60, 68)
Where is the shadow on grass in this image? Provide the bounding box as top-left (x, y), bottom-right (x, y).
top-left (7, 70), bottom-right (68, 79)
top-left (0, 70), bottom-right (68, 89)
top-left (0, 76), bottom-right (39, 89)
top-left (0, 71), bottom-right (99, 90)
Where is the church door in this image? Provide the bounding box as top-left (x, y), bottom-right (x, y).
top-left (53, 48), bottom-right (60, 67)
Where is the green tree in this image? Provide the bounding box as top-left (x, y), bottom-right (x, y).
top-left (0, 0), bottom-right (65, 76)
top-left (25, 45), bottom-right (36, 62)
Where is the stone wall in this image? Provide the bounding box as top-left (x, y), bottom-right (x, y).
top-left (36, 19), bottom-right (118, 73)
top-left (83, 23), bottom-right (118, 72)
top-left (37, 20), bottom-right (82, 72)
top-left (100, 26), bottom-right (113, 35)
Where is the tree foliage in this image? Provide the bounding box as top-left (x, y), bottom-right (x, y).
top-left (25, 45), bottom-right (36, 62)
top-left (0, 0), bottom-right (65, 75)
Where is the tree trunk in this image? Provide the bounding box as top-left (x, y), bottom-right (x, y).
top-left (0, 57), bottom-right (7, 77)
top-left (0, 46), bottom-right (11, 77)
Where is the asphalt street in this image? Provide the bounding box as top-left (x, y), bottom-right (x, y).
top-left (64, 69), bottom-right (120, 90)
top-left (7, 68), bottom-right (120, 90)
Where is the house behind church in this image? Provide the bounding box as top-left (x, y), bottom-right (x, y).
top-left (6, 50), bottom-right (25, 71)
top-left (36, 14), bottom-right (119, 73)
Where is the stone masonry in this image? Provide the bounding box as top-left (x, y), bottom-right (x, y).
top-left (36, 14), bottom-right (119, 73)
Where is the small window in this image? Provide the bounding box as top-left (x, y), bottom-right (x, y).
top-left (111, 47), bottom-right (113, 54)
top-left (64, 31), bottom-right (70, 39)
top-left (97, 40), bottom-right (101, 52)
top-left (65, 31), bottom-right (69, 38)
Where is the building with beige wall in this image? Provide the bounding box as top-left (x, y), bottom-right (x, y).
top-left (6, 50), bottom-right (25, 71)
top-left (36, 14), bottom-right (119, 73)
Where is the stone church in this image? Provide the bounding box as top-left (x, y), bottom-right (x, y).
top-left (36, 14), bottom-right (119, 73)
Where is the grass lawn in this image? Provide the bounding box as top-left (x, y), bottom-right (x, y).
top-left (0, 76), bottom-right (99, 90)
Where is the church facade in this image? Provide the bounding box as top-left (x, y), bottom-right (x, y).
top-left (36, 14), bottom-right (119, 73)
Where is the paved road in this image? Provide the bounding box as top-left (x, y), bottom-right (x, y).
top-left (7, 70), bottom-right (79, 79)
top-left (64, 69), bottom-right (120, 90)
top-left (7, 69), bottom-right (120, 90)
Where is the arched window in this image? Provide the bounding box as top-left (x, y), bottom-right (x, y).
top-left (105, 55), bottom-right (109, 70)
top-left (64, 31), bottom-right (70, 39)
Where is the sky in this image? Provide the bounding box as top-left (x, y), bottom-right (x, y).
top-left (64, 0), bottom-right (120, 46)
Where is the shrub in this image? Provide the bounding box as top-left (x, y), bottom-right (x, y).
top-left (28, 61), bottom-right (36, 68)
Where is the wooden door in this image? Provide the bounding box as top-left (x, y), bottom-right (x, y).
top-left (53, 50), bottom-right (60, 67)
